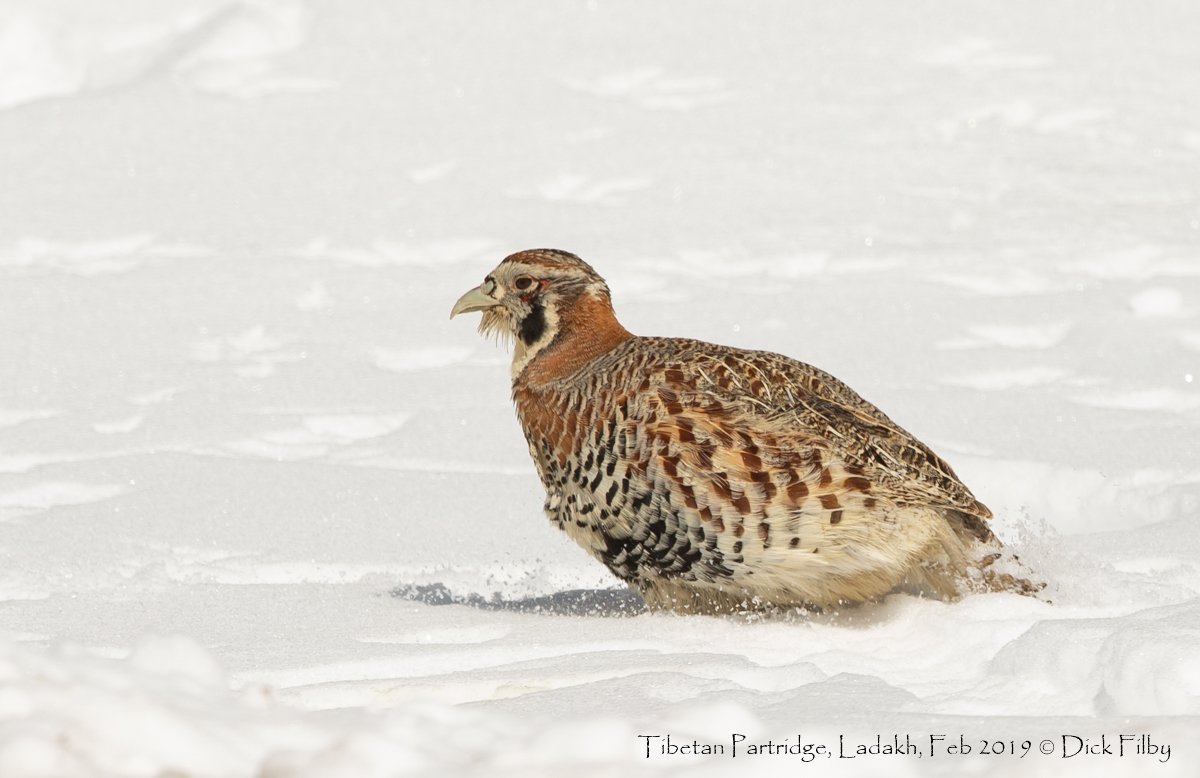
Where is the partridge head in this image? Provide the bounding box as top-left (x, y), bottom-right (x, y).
top-left (450, 249), bottom-right (631, 380)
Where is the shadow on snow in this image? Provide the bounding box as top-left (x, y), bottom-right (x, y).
top-left (391, 582), bottom-right (647, 617)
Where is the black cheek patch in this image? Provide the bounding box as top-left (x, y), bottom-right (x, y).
top-left (518, 304), bottom-right (547, 346)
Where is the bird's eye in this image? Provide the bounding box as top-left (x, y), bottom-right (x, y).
top-left (512, 276), bottom-right (535, 292)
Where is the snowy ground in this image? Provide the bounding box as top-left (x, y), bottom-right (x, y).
top-left (2, 0), bottom-right (1199, 775)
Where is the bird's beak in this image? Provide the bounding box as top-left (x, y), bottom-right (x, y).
top-left (450, 282), bottom-right (500, 319)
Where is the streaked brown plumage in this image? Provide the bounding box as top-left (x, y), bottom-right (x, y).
top-left (451, 249), bottom-right (1039, 614)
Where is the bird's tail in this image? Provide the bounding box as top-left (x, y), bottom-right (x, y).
top-left (946, 508), bottom-right (1045, 597)
top-left (900, 509), bottom-right (1045, 601)
top-left (971, 549), bottom-right (1046, 597)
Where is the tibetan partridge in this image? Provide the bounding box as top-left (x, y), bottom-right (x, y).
top-left (451, 249), bottom-right (1037, 614)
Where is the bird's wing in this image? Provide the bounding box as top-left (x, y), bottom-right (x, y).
top-left (625, 342), bottom-right (992, 541)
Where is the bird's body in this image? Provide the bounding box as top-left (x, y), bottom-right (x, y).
top-left (452, 249), bottom-right (1038, 614)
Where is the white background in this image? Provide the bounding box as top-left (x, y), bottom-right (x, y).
top-left (1, 1), bottom-right (1198, 775)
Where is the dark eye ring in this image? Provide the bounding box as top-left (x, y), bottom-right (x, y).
top-left (512, 276), bottom-right (535, 292)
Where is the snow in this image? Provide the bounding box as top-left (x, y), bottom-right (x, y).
top-left (2, 0), bottom-right (1199, 775)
